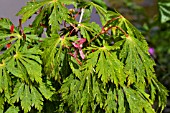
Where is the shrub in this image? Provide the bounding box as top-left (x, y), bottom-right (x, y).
top-left (0, 0), bottom-right (168, 113)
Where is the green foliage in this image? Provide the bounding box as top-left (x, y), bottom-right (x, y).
top-left (5, 106), bottom-right (19, 113)
top-left (158, 1), bottom-right (170, 23)
top-left (0, 0), bottom-right (168, 113)
top-left (106, 0), bottom-right (170, 112)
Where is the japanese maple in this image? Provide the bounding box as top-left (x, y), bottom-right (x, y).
top-left (0, 0), bottom-right (168, 113)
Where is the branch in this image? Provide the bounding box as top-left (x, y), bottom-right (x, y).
top-left (115, 26), bottom-right (128, 37)
top-left (89, 16), bottom-right (127, 43)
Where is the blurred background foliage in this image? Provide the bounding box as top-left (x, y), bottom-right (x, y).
top-left (105, 0), bottom-right (170, 112)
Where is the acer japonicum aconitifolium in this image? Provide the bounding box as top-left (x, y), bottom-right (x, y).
top-left (0, 0), bottom-right (168, 113)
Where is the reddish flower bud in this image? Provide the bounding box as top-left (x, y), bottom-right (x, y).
top-left (10, 24), bottom-right (14, 34)
top-left (79, 49), bottom-right (85, 59)
top-left (72, 42), bottom-right (80, 48)
top-left (77, 38), bottom-right (86, 44)
top-left (71, 38), bottom-right (86, 59)
top-left (72, 38), bottom-right (86, 49)
top-left (6, 43), bottom-right (11, 49)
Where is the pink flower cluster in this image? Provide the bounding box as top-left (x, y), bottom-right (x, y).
top-left (71, 38), bottom-right (86, 59)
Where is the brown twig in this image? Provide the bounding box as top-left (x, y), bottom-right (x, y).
top-left (115, 26), bottom-right (128, 37)
top-left (74, 9), bottom-right (81, 19)
top-left (19, 19), bottom-right (26, 40)
top-left (68, 53), bottom-right (82, 65)
top-left (89, 15), bottom-right (129, 44)
top-left (103, 15), bottom-right (123, 28)
top-left (68, 24), bottom-right (78, 37)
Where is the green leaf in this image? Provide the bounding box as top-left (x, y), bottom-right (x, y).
top-left (86, 47), bottom-right (125, 87)
top-left (79, 22), bottom-right (101, 43)
top-left (11, 82), bottom-right (44, 112)
top-left (69, 57), bottom-right (81, 78)
top-left (0, 61), bottom-right (5, 93)
top-left (59, 0), bottom-right (76, 5)
top-left (2, 66), bottom-right (11, 100)
top-left (49, 3), bottom-right (60, 33)
top-left (41, 36), bottom-right (61, 79)
top-left (125, 19), bottom-right (149, 46)
top-left (60, 74), bottom-right (98, 112)
top-left (92, 76), bottom-right (104, 108)
top-left (118, 89), bottom-right (125, 113)
top-left (32, 7), bottom-right (45, 28)
top-left (95, 50), bottom-right (111, 85)
top-left (20, 57), bottom-right (42, 83)
top-left (158, 1), bottom-right (170, 23)
top-left (80, 27), bottom-right (91, 42)
top-left (149, 80), bottom-right (157, 104)
top-left (104, 89), bottom-right (117, 113)
top-left (30, 86), bottom-right (44, 111)
top-left (0, 94), bottom-right (5, 112)
top-left (152, 79), bottom-right (169, 112)
top-left (120, 35), bottom-right (155, 88)
top-left (21, 85), bottom-right (32, 112)
top-left (0, 18), bottom-right (18, 33)
top-left (10, 82), bottom-right (24, 103)
top-left (60, 49), bottom-right (72, 79)
top-left (90, 2), bottom-right (107, 25)
top-left (0, 22), bottom-right (21, 52)
top-left (80, 82), bottom-right (92, 112)
top-left (5, 106), bottom-right (19, 113)
top-left (16, 1), bottom-right (50, 23)
top-left (49, 2), bottom-right (70, 33)
top-left (92, 0), bottom-right (107, 9)
top-left (6, 45), bottom-right (42, 83)
top-left (124, 87), bottom-right (155, 113)
top-left (39, 83), bottom-right (54, 100)
top-left (85, 47), bottom-right (100, 72)
top-left (59, 74), bottom-right (76, 103)
top-left (0, 61), bottom-right (12, 100)
top-left (6, 57), bottom-right (24, 80)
